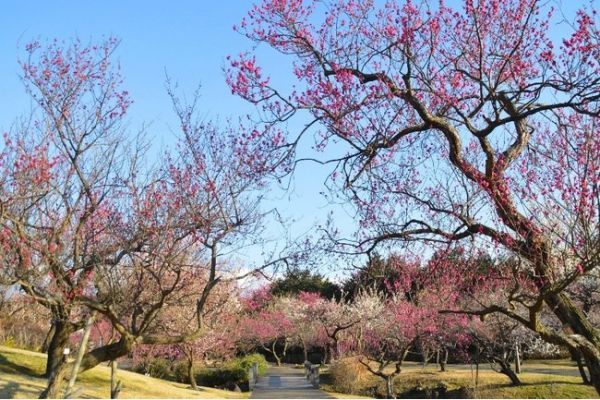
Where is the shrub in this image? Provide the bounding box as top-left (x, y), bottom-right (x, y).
top-left (195, 354), bottom-right (267, 390)
top-left (329, 357), bottom-right (371, 395)
top-left (153, 354), bottom-right (267, 390)
top-left (239, 353), bottom-right (268, 376)
top-left (196, 364), bottom-right (247, 388)
top-left (173, 361), bottom-right (189, 384)
top-left (134, 357), bottom-right (172, 379)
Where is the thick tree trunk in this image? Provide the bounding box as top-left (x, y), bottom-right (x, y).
top-left (78, 337), bottom-right (134, 373)
top-left (39, 361), bottom-right (69, 399)
top-left (41, 324), bottom-right (56, 354)
top-left (578, 357), bottom-right (591, 385)
top-left (545, 292), bottom-right (600, 395)
top-left (45, 319), bottom-right (74, 378)
top-left (570, 348), bottom-right (591, 385)
top-left (582, 353), bottom-right (600, 395)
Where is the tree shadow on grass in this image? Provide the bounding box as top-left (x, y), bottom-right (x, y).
top-left (491, 378), bottom-right (581, 387)
top-left (0, 354), bottom-right (42, 377)
top-left (0, 381), bottom-right (21, 398)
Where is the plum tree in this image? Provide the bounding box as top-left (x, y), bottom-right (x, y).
top-left (229, 0), bottom-right (600, 392)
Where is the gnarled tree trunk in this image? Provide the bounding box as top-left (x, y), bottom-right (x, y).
top-left (545, 292), bottom-right (600, 394)
top-left (570, 348), bottom-right (591, 385)
top-left (44, 318), bottom-right (75, 378)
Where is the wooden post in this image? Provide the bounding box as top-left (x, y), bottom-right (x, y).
top-left (248, 367), bottom-right (254, 390)
top-left (64, 312), bottom-right (96, 398)
top-left (248, 362), bottom-right (258, 390)
top-left (313, 366), bottom-right (320, 388)
top-left (514, 342), bottom-right (522, 374)
top-left (110, 360), bottom-right (123, 399)
top-left (475, 344), bottom-right (480, 388)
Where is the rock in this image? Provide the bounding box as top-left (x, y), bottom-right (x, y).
top-left (400, 383), bottom-right (446, 398)
top-left (223, 381), bottom-right (242, 392)
top-left (447, 386), bottom-right (475, 399)
top-left (399, 383), bottom-right (474, 399)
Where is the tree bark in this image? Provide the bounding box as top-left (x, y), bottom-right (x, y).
top-left (330, 337), bottom-right (339, 363)
top-left (385, 375), bottom-right (395, 399)
top-left (300, 337), bottom-right (308, 363)
top-left (498, 360), bottom-right (521, 386)
top-left (39, 360), bottom-right (69, 399)
top-left (78, 337), bottom-right (134, 373)
top-left (322, 344), bottom-right (330, 365)
top-left (575, 351), bottom-right (591, 385)
top-left (41, 323), bottom-right (56, 354)
top-left (545, 292), bottom-right (600, 394)
top-left (44, 319), bottom-right (74, 378)
top-left (421, 346), bottom-right (431, 367)
top-left (272, 342), bottom-right (282, 366)
top-left (440, 348), bottom-right (448, 372)
top-left (187, 354), bottom-right (198, 390)
top-left (282, 339), bottom-right (289, 361)
top-left (569, 348), bottom-right (591, 385)
top-left (582, 353), bottom-right (600, 395)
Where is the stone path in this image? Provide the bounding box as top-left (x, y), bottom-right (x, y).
top-left (250, 365), bottom-right (334, 399)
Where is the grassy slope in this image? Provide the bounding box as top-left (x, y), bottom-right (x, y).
top-left (320, 360), bottom-right (599, 399)
top-left (0, 346), bottom-right (248, 399)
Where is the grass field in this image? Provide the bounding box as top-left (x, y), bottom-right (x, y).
top-left (320, 359), bottom-right (599, 399)
top-left (0, 346), bottom-right (248, 399)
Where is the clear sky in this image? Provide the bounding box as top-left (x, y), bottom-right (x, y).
top-left (1, 1), bottom-right (257, 135)
top-left (0, 0), bottom-right (357, 280)
top-left (0, 0), bottom-right (584, 281)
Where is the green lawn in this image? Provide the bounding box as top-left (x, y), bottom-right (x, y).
top-left (320, 359), bottom-right (599, 399)
top-left (0, 346), bottom-right (248, 399)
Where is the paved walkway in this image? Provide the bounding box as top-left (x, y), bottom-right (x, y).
top-left (250, 365), bottom-right (334, 399)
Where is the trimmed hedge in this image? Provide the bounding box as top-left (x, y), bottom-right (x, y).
top-left (197, 353), bottom-right (268, 388)
top-left (170, 353), bottom-right (268, 390)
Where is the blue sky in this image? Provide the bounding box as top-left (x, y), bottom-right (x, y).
top-left (1, 1), bottom-right (255, 131)
top-left (0, 1), bottom-right (354, 279)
